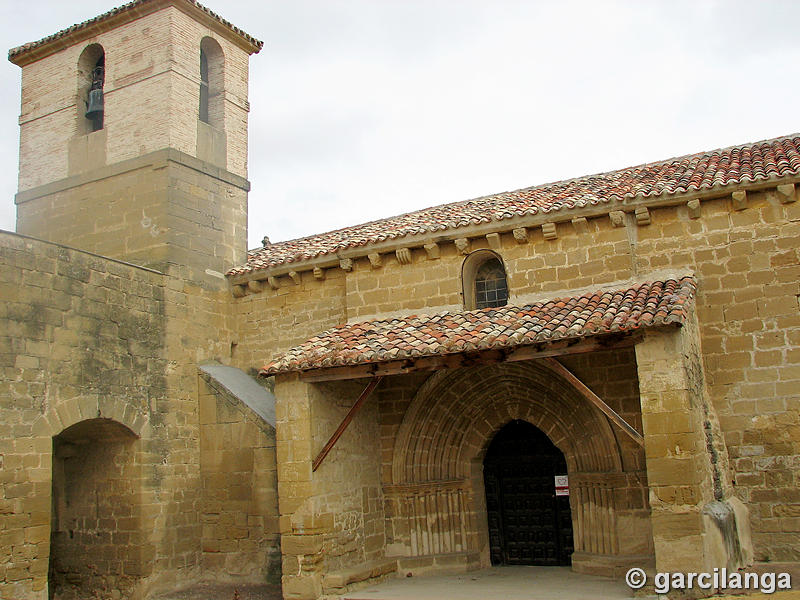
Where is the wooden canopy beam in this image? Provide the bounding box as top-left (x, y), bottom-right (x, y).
top-left (312, 376), bottom-right (383, 472)
top-left (299, 332), bottom-right (641, 382)
top-left (543, 357), bottom-right (644, 446)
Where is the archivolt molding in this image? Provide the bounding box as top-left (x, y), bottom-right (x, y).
top-left (391, 360), bottom-right (623, 485)
top-left (33, 395), bottom-right (147, 439)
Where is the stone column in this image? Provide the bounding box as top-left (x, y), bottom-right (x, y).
top-left (635, 307), bottom-right (752, 578)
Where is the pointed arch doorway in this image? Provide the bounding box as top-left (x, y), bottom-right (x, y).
top-left (483, 420), bottom-right (573, 566)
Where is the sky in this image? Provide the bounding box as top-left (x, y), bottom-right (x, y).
top-left (1, 0), bottom-right (800, 251)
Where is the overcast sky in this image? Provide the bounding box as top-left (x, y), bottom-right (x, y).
top-left (2, 1), bottom-right (800, 250)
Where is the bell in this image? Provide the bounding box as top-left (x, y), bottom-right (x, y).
top-left (85, 88), bottom-right (104, 120)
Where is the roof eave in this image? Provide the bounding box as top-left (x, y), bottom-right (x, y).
top-left (228, 171), bottom-right (800, 282)
top-left (9, 0), bottom-right (262, 67)
top-left (262, 328), bottom-right (655, 382)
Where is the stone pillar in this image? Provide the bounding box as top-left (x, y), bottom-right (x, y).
top-left (274, 374), bottom-right (329, 600)
top-left (635, 307), bottom-right (752, 579)
top-left (274, 375), bottom-right (387, 599)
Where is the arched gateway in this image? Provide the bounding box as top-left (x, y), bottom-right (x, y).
top-left (385, 360), bottom-right (653, 575)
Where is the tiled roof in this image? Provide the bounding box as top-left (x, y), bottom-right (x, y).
top-left (8, 0), bottom-right (263, 63)
top-left (261, 277), bottom-right (696, 376)
top-left (232, 134), bottom-right (800, 276)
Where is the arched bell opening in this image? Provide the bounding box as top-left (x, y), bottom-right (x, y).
top-left (77, 44), bottom-right (105, 134)
top-left (199, 37), bottom-right (225, 128)
top-left (483, 420), bottom-right (573, 566)
top-left (49, 418), bottom-right (143, 600)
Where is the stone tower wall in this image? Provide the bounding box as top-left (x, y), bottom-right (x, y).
top-left (15, 3), bottom-right (251, 193)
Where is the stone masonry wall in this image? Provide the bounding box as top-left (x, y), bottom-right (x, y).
top-left (310, 379), bottom-right (384, 574)
top-left (198, 375), bottom-right (281, 583)
top-left (273, 375), bottom-right (385, 600)
top-left (0, 230), bottom-right (276, 600)
top-left (0, 231), bottom-right (167, 599)
top-left (16, 151), bottom-right (249, 283)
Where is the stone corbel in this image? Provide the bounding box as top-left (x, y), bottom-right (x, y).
top-left (454, 238), bottom-right (470, 255)
top-left (777, 183), bottom-right (796, 204)
top-left (541, 222), bottom-right (557, 240)
top-left (485, 232), bottom-right (501, 250)
top-left (313, 267), bottom-right (325, 280)
top-left (247, 279), bottom-right (263, 293)
top-left (395, 248), bottom-right (412, 265)
top-left (340, 258), bottom-right (353, 272)
top-left (687, 199), bottom-right (701, 219)
top-left (368, 253), bottom-right (383, 269)
top-left (231, 284), bottom-right (246, 298)
top-left (571, 217), bottom-right (589, 234)
top-left (609, 210), bottom-right (625, 227)
top-left (267, 276), bottom-right (280, 290)
top-left (289, 271), bottom-right (301, 285)
top-left (424, 242), bottom-right (440, 260)
top-left (512, 227), bottom-right (528, 243)
top-left (635, 206), bottom-right (651, 226)
top-left (732, 190), bottom-right (747, 211)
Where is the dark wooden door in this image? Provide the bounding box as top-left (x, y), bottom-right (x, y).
top-left (484, 420), bottom-right (573, 566)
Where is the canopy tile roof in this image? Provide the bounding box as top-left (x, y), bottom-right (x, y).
top-left (262, 277), bottom-right (696, 376)
top-left (9, 0), bottom-right (263, 64)
top-left (232, 134), bottom-right (800, 277)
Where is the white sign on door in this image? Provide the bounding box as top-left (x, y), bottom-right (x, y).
top-left (554, 474), bottom-right (569, 496)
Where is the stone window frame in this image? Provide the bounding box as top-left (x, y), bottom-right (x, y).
top-left (461, 249), bottom-right (509, 310)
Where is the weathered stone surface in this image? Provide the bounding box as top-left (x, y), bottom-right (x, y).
top-left (687, 198), bottom-right (701, 219)
top-left (485, 232), bottom-right (501, 250)
top-left (423, 243), bottom-right (440, 260)
top-left (732, 190), bottom-right (748, 210)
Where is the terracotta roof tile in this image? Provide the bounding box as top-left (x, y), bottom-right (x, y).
top-left (8, 0), bottom-right (263, 63)
top-left (231, 134), bottom-right (800, 276)
top-left (261, 277), bottom-right (696, 376)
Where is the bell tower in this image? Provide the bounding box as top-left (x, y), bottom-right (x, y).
top-left (9, 0), bottom-right (262, 282)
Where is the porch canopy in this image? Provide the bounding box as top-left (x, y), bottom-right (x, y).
top-left (261, 276), bottom-right (696, 383)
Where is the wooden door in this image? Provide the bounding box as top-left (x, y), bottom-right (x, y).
top-left (484, 420), bottom-right (573, 566)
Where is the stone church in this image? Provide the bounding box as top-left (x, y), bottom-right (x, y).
top-left (1, 1), bottom-right (798, 599)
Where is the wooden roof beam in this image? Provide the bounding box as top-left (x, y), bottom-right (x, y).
top-left (312, 376), bottom-right (383, 472)
top-left (543, 357), bottom-right (644, 446)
